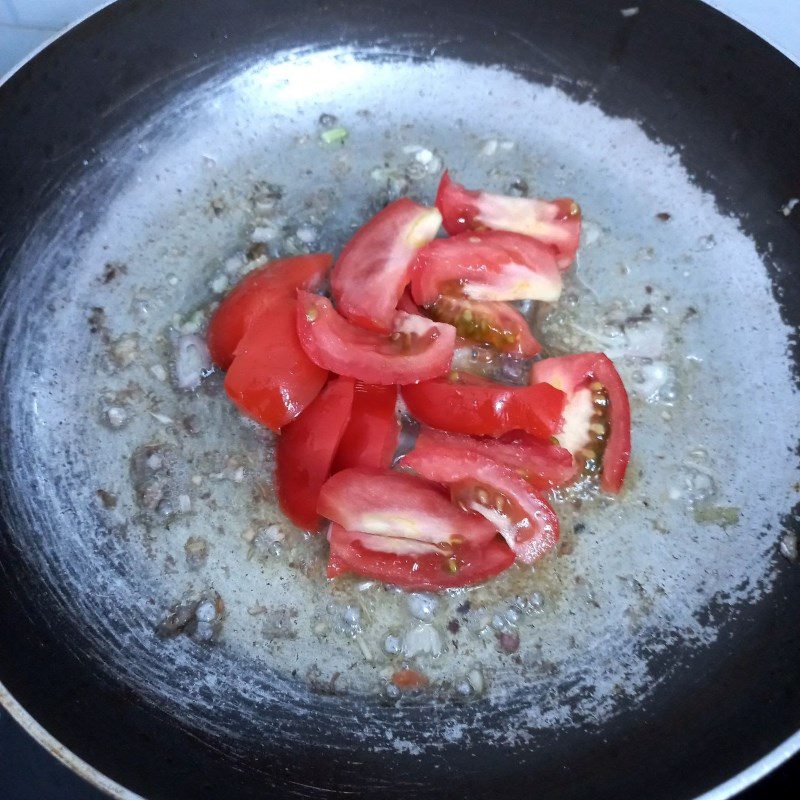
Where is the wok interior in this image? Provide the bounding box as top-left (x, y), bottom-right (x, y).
top-left (0, 2), bottom-right (798, 799)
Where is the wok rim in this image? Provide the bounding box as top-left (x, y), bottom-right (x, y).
top-left (0, 680), bottom-right (140, 800)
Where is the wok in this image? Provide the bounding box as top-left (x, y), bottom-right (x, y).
top-left (0, 1), bottom-right (799, 798)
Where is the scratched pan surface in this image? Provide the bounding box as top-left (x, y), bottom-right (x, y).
top-left (0, 1), bottom-right (799, 798)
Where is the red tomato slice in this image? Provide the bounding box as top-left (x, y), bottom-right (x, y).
top-left (414, 428), bottom-right (575, 490)
top-left (411, 230), bottom-right (562, 305)
top-left (207, 253), bottom-right (332, 369)
top-left (332, 383), bottom-right (399, 472)
top-left (296, 291), bottom-right (456, 385)
top-left (210, 254), bottom-right (332, 430)
top-left (331, 199), bottom-right (442, 332)
top-left (531, 353), bottom-right (631, 493)
top-left (327, 524), bottom-right (515, 590)
top-left (276, 377), bottom-right (355, 530)
top-left (401, 371), bottom-right (565, 440)
top-left (400, 440), bottom-right (560, 564)
top-left (224, 305), bottom-right (328, 431)
top-left (435, 171), bottom-right (581, 269)
top-left (318, 467), bottom-right (497, 549)
top-left (391, 668), bottom-right (429, 689)
top-left (423, 295), bottom-right (540, 357)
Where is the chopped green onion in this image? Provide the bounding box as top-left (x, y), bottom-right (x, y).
top-left (320, 126), bottom-right (348, 145)
top-left (693, 505), bottom-right (740, 527)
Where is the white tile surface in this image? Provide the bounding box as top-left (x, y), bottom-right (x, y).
top-left (5, 0), bottom-right (106, 29)
top-left (0, 22), bottom-right (53, 71)
top-left (0, 0), bottom-right (20, 26)
top-left (707, 0), bottom-right (800, 61)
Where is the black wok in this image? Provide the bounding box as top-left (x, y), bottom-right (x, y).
top-left (1, 1), bottom-right (799, 798)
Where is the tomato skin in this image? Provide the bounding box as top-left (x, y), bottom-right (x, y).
top-left (224, 305), bottom-right (328, 431)
top-left (414, 428), bottom-right (575, 490)
top-left (400, 440), bottom-right (560, 564)
top-left (276, 377), bottom-right (355, 530)
top-left (531, 353), bottom-right (631, 493)
top-left (331, 199), bottom-right (442, 332)
top-left (326, 524), bottom-right (515, 590)
top-left (296, 291), bottom-right (456, 385)
top-left (207, 254), bottom-right (332, 369)
top-left (411, 230), bottom-right (562, 305)
top-left (424, 295), bottom-right (540, 357)
top-left (332, 383), bottom-right (399, 472)
top-left (401, 371), bottom-right (565, 440)
top-left (435, 171), bottom-right (581, 269)
top-left (317, 467), bottom-right (497, 548)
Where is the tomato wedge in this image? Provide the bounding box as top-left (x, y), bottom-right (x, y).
top-left (209, 254), bottom-right (332, 430)
top-left (331, 199), bottom-right (442, 332)
top-left (530, 353), bottom-right (631, 493)
top-left (318, 468), bottom-right (497, 550)
top-left (224, 307), bottom-right (328, 431)
top-left (424, 295), bottom-right (540, 357)
top-left (401, 371), bottom-right (565, 439)
top-left (332, 383), bottom-right (399, 472)
top-left (207, 253), bottom-right (332, 369)
top-left (400, 440), bottom-right (560, 564)
top-left (296, 291), bottom-right (456, 385)
top-left (411, 230), bottom-right (562, 305)
top-left (327, 524), bottom-right (515, 590)
top-left (435, 171), bottom-right (581, 269)
top-left (275, 377), bottom-right (355, 530)
top-left (414, 428), bottom-right (575, 490)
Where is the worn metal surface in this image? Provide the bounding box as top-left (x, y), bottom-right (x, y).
top-left (0, 1), bottom-right (798, 799)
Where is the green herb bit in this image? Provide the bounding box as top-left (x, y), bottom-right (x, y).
top-left (320, 126), bottom-right (348, 145)
top-left (693, 505), bottom-right (741, 527)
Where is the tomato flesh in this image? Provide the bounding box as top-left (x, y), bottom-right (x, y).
top-left (435, 171), bottom-right (581, 269)
top-left (332, 383), bottom-right (399, 472)
top-left (411, 230), bottom-right (562, 305)
top-left (296, 291), bottom-right (456, 385)
top-left (414, 428), bottom-right (575, 490)
top-left (400, 440), bottom-right (560, 564)
top-left (401, 285), bottom-right (538, 358)
top-left (401, 371), bottom-right (565, 440)
top-left (396, 288), bottom-right (421, 315)
top-left (207, 253), bottom-right (332, 369)
top-left (318, 467), bottom-right (497, 550)
top-left (424, 295), bottom-right (540, 357)
top-left (276, 377), bottom-right (354, 530)
top-left (327, 524), bottom-right (515, 590)
top-left (531, 353), bottom-right (631, 493)
top-left (331, 198), bottom-right (442, 332)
